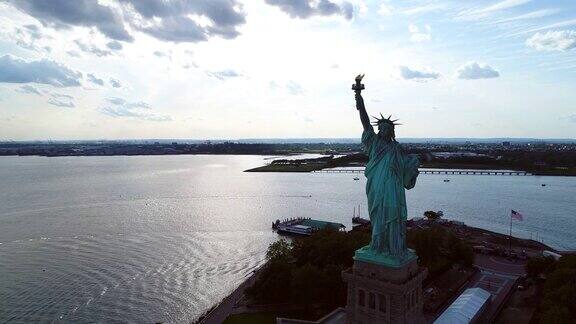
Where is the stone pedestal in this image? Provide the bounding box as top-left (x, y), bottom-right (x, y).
top-left (342, 248), bottom-right (427, 324)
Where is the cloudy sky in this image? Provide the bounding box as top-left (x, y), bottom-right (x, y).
top-left (1, 0), bottom-right (575, 140)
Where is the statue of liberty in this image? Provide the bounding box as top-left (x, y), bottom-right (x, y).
top-left (352, 75), bottom-right (420, 265)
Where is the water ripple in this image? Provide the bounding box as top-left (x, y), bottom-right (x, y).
top-left (0, 231), bottom-right (274, 323)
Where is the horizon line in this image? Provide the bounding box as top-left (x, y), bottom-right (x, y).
top-left (2, 136), bottom-right (576, 143)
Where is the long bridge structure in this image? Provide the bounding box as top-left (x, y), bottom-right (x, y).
top-left (313, 169), bottom-right (532, 176)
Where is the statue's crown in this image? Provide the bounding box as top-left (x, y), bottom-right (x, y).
top-left (371, 113), bottom-right (401, 126)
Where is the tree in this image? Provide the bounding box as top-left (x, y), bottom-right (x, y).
top-left (424, 210), bottom-right (441, 221)
top-left (540, 306), bottom-right (572, 324)
top-left (536, 256), bottom-right (576, 323)
top-left (247, 229), bottom-right (369, 306)
top-left (290, 264), bottom-right (324, 304)
top-left (408, 226), bottom-right (474, 277)
top-left (291, 228), bottom-right (369, 268)
top-left (447, 233), bottom-right (474, 267)
top-left (246, 259), bottom-right (294, 303)
top-left (266, 239), bottom-right (292, 262)
top-left (525, 256), bottom-right (555, 278)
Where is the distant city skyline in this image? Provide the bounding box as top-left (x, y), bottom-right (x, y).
top-left (1, 0), bottom-right (576, 140)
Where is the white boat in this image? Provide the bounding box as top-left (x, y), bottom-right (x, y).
top-left (276, 224), bottom-right (313, 236)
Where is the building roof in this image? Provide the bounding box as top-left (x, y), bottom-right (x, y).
top-left (301, 219), bottom-right (345, 230)
top-left (434, 288), bottom-right (491, 324)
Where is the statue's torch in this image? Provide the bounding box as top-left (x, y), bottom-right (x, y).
top-left (352, 74), bottom-right (365, 93)
top-left (352, 74), bottom-right (365, 111)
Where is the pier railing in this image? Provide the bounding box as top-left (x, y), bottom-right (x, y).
top-left (313, 169), bottom-right (532, 176)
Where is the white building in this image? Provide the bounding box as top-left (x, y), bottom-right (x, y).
top-left (434, 288), bottom-right (491, 324)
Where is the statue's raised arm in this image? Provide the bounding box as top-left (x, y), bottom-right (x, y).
top-left (352, 74), bottom-right (372, 131)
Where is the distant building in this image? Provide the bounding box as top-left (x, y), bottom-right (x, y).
top-left (534, 161), bottom-right (547, 167)
top-left (431, 152), bottom-right (489, 159)
top-left (502, 141), bottom-right (511, 147)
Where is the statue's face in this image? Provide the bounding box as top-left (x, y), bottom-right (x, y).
top-left (378, 123), bottom-right (394, 140)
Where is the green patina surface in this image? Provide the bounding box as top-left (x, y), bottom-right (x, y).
top-left (354, 245), bottom-right (417, 267)
top-left (360, 125), bottom-right (419, 258)
top-left (301, 219), bottom-right (345, 230)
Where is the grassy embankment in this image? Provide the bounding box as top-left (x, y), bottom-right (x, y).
top-left (246, 154), bottom-right (576, 176)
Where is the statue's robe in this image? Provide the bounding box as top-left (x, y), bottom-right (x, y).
top-left (362, 127), bottom-right (419, 258)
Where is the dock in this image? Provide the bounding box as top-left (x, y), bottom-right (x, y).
top-left (313, 169), bottom-right (532, 176)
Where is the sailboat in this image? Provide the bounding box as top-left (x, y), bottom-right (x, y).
top-left (352, 205), bottom-right (370, 225)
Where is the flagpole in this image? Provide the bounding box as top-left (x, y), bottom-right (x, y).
top-left (509, 210), bottom-right (513, 252)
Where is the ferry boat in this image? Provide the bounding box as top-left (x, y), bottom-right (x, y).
top-left (272, 217), bottom-right (345, 236)
top-left (276, 224), bottom-right (314, 236)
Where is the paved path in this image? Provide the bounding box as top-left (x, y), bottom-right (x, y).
top-left (469, 254), bottom-right (525, 321)
top-left (474, 254), bottom-right (526, 276)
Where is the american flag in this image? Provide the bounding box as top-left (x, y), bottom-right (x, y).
top-left (511, 210), bottom-right (524, 221)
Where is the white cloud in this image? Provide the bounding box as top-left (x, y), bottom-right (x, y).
top-left (399, 66), bottom-right (440, 81)
top-left (127, 0), bottom-right (247, 42)
top-left (496, 8), bottom-right (560, 23)
top-left (206, 69), bottom-right (242, 80)
top-left (106, 41), bottom-right (123, 50)
top-left (107, 97), bottom-right (150, 109)
top-left (286, 81), bottom-right (304, 95)
top-left (9, 0), bottom-right (132, 41)
top-left (110, 78), bottom-right (122, 88)
top-left (377, 4), bottom-right (393, 16)
top-left (153, 51), bottom-right (168, 58)
top-left (409, 24), bottom-right (431, 42)
top-left (269, 80), bottom-right (305, 95)
top-left (264, 0), bottom-right (354, 20)
top-left (477, 0), bottom-right (531, 15)
top-left (460, 0), bottom-right (531, 20)
top-left (526, 30), bottom-right (576, 51)
top-left (48, 93), bottom-right (74, 108)
top-left (100, 97), bottom-right (170, 121)
top-left (16, 84), bottom-right (42, 96)
top-left (12, 24), bottom-right (51, 53)
top-left (87, 73), bottom-right (105, 86)
top-left (521, 19), bottom-right (576, 36)
top-left (74, 40), bottom-right (112, 57)
top-left (7, 0), bottom-right (247, 43)
top-left (400, 4), bottom-right (445, 16)
top-left (0, 55), bottom-right (82, 87)
top-left (457, 62), bottom-right (500, 80)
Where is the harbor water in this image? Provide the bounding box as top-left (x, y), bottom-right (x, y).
top-left (0, 155), bottom-right (574, 323)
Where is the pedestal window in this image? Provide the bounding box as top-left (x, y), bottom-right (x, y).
top-left (378, 294), bottom-right (387, 313)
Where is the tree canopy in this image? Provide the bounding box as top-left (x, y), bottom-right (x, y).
top-left (537, 255), bottom-right (576, 323)
top-left (247, 225), bottom-right (474, 308)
